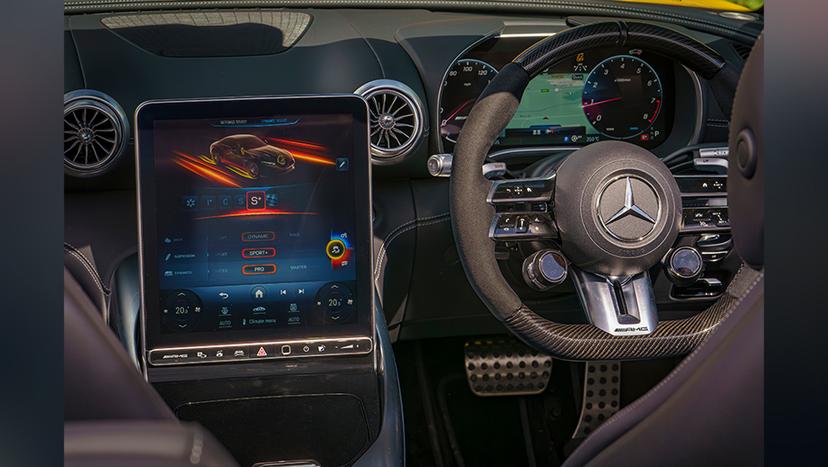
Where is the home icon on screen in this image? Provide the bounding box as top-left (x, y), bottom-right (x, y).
top-left (251, 286), bottom-right (266, 300)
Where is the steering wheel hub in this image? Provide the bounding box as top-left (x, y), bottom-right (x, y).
top-left (597, 175), bottom-right (660, 242)
top-left (554, 141), bottom-right (681, 277)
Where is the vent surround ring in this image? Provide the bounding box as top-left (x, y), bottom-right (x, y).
top-left (64, 89), bottom-right (129, 177)
top-left (355, 80), bottom-right (424, 161)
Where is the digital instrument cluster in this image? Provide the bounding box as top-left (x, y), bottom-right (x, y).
top-left (136, 96), bottom-right (373, 366)
top-left (439, 36), bottom-right (675, 151)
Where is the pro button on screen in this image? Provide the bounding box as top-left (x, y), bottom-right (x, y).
top-left (242, 264), bottom-right (277, 275)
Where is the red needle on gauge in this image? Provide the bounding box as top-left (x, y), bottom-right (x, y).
top-left (582, 97), bottom-right (623, 108)
top-left (443, 99), bottom-right (475, 123)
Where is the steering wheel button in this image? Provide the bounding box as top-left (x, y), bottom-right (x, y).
top-left (488, 175), bottom-right (555, 205)
top-left (681, 207), bottom-right (731, 232)
top-left (676, 176), bottom-right (728, 195)
top-left (496, 215), bottom-right (516, 231)
top-left (516, 216), bottom-right (529, 233)
top-left (711, 209), bottom-right (729, 226)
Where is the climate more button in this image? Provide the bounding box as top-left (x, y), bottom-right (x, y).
top-left (244, 317), bottom-right (278, 328)
top-left (242, 264), bottom-right (277, 275)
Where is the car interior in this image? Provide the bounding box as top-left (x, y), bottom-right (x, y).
top-left (63, 0), bottom-right (764, 466)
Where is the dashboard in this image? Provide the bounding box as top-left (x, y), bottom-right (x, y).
top-left (63, 7), bottom-right (755, 345)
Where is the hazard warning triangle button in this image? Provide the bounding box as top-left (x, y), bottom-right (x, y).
top-left (256, 346), bottom-right (268, 357)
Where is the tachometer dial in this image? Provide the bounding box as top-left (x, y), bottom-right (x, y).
top-left (582, 55), bottom-right (663, 139)
top-left (439, 59), bottom-right (498, 143)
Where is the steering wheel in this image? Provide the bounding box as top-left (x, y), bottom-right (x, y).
top-left (450, 21), bottom-right (751, 361)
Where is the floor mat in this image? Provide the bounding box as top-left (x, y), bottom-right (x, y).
top-left (437, 373), bottom-right (530, 467)
top-left (395, 337), bottom-right (579, 467)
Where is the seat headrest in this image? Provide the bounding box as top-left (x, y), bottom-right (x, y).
top-left (728, 34), bottom-right (764, 269)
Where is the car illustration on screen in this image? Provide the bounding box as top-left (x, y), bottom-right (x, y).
top-left (209, 134), bottom-right (295, 179)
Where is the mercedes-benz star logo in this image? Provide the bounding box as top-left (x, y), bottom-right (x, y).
top-left (605, 177), bottom-right (656, 225)
top-left (598, 176), bottom-right (660, 242)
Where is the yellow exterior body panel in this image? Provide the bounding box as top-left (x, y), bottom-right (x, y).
top-left (617, 0), bottom-right (759, 12)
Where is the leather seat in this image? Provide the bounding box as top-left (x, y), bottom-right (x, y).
top-left (563, 35), bottom-right (764, 467)
top-left (64, 268), bottom-right (238, 466)
top-left (64, 268), bottom-right (172, 421)
top-left (65, 421), bottom-right (238, 467)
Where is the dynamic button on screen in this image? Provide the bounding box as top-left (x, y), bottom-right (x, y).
top-left (241, 231), bottom-right (275, 242)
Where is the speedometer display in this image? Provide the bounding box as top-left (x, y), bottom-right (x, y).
top-left (582, 55), bottom-right (663, 139)
top-left (439, 59), bottom-right (498, 143)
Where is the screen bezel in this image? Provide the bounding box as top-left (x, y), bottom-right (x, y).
top-left (135, 95), bottom-right (373, 359)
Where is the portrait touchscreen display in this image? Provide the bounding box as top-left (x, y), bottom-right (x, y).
top-left (137, 96), bottom-right (372, 363)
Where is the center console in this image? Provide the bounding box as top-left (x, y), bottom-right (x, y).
top-left (134, 95), bottom-right (402, 466)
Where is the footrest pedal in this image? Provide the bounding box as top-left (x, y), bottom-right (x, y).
top-left (572, 361), bottom-right (621, 438)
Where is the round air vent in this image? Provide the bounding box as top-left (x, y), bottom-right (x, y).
top-left (355, 80), bottom-right (424, 161)
top-left (64, 90), bottom-right (129, 177)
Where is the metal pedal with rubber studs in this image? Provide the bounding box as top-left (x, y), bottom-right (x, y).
top-left (572, 361), bottom-right (621, 438)
top-left (464, 337), bottom-right (553, 396)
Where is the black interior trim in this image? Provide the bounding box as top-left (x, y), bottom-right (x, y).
top-left (63, 1), bottom-right (762, 43)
